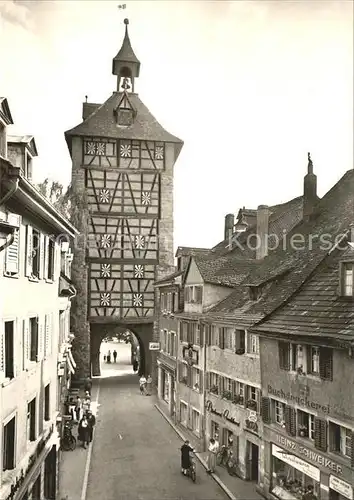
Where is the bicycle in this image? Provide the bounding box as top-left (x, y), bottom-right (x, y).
top-left (60, 421), bottom-right (77, 451)
top-left (216, 445), bottom-right (230, 466)
top-left (181, 455), bottom-right (196, 482)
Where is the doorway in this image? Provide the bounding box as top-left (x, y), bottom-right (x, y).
top-left (247, 441), bottom-right (259, 482)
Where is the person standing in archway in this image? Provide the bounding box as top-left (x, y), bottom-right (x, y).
top-left (146, 374), bottom-right (152, 396)
top-left (107, 350), bottom-right (111, 363)
top-left (113, 350), bottom-right (117, 363)
top-left (139, 374), bottom-right (147, 395)
top-left (133, 358), bottom-right (138, 372)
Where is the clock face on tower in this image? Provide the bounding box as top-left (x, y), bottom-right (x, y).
top-left (84, 137), bottom-right (163, 321)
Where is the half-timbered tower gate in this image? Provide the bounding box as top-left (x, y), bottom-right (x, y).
top-left (65, 19), bottom-right (183, 379)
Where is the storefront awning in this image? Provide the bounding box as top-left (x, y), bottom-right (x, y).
top-left (66, 353), bottom-right (75, 375)
top-left (68, 348), bottom-right (77, 368)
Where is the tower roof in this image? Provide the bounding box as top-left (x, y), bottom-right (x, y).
top-left (113, 19), bottom-right (140, 72)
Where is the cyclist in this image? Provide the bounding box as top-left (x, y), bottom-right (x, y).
top-left (180, 440), bottom-right (195, 475)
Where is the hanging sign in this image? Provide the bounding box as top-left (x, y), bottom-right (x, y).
top-left (149, 342), bottom-right (160, 351)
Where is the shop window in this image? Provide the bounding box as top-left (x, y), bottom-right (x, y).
top-left (27, 398), bottom-right (36, 441)
top-left (180, 401), bottom-right (188, 426)
top-left (272, 455), bottom-right (320, 500)
top-left (191, 367), bottom-right (200, 392)
top-left (163, 371), bottom-right (170, 403)
top-left (191, 409), bottom-right (200, 434)
top-left (297, 410), bottom-right (315, 440)
top-left (246, 333), bottom-right (259, 355)
top-left (211, 420), bottom-right (219, 440)
top-left (3, 416), bottom-right (16, 471)
top-left (273, 400), bottom-right (286, 427)
top-left (209, 372), bottom-right (219, 395)
top-left (329, 422), bottom-right (352, 458)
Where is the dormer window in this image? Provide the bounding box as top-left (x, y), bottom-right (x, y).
top-left (25, 152), bottom-right (33, 181)
top-left (340, 262), bottom-right (354, 297)
top-left (114, 91), bottom-right (135, 127)
top-left (249, 285), bottom-right (261, 301)
top-left (185, 285), bottom-right (203, 304)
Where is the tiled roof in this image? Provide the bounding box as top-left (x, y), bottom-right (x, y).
top-left (65, 92), bottom-right (183, 153)
top-left (7, 135), bottom-right (38, 156)
top-left (113, 25), bottom-right (140, 66)
top-left (193, 254), bottom-right (258, 288)
top-left (154, 269), bottom-right (184, 286)
top-left (175, 246), bottom-right (210, 257)
top-left (209, 170), bottom-right (354, 337)
top-left (251, 245), bottom-right (354, 341)
top-left (212, 196), bottom-right (304, 256)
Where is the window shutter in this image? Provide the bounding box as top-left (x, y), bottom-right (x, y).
top-left (205, 372), bottom-right (210, 391)
top-left (205, 325), bottom-right (211, 346)
top-left (38, 318), bottom-right (44, 360)
top-left (47, 314), bottom-right (52, 356)
top-left (44, 236), bottom-right (49, 280)
top-left (314, 418), bottom-right (327, 451)
top-left (5, 228), bottom-right (20, 274)
top-left (24, 319), bottom-right (30, 368)
top-left (179, 322), bottom-right (183, 342)
top-left (279, 341), bottom-right (290, 370)
top-left (199, 370), bottom-right (204, 392)
top-left (44, 315), bottom-right (49, 358)
top-left (219, 328), bottom-right (225, 349)
top-left (53, 241), bottom-right (60, 280)
top-left (219, 376), bottom-right (223, 395)
top-left (25, 225), bottom-right (33, 277)
top-left (319, 347), bottom-right (333, 381)
top-left (285, 406), bottom-right (296, 436)
top-left (261, 397), bottom-right (271, 423)
top-left (178, 361), bottom-right (183, 383)
top-left (187, 366), bottom-right (192, 388)
top-left (350, 431), bottom-right (354, 469)
top-left (235, 329), bottom-right (245, 352)
top-left (199, 324), bottom-right (204, 347)
top-left (38, 234), bottom-right (45, 279)
top-left (0, 324), bottom-right (5, 380)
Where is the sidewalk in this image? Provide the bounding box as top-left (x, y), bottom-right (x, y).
top-left (58, 384), bottom-right (99, 500)
top-left (155, 402), bottom-right (264, 500)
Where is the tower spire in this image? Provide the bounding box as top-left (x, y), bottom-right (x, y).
top-left (112, 18), bottom-right (141, 92)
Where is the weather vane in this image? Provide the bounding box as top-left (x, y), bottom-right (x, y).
top-left (118, 4), bottom-right (127, 10)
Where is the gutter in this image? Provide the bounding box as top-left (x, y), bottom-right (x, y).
top-left (0, 178), bottom-right (19, 205)
top-left (0, 178), bottom-right (19, 252)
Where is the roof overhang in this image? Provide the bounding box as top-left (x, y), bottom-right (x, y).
top-left (0, 97), bottom-right (14, 125)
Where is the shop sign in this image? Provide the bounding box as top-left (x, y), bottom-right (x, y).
top-left (245, 419), bottom-right (259, 434)
top-left (206, 400), bottom-right (240, 427)
top-left (272, 444), bottom-right (320, 482)
top-left (149, 342), bottom-right (160, 351)
top-left (268, 385), bottom-right (330, 414)
top-left (275, 434), bottom-right (343, 475)
top-left (329, 475), bottom-right (353, 500)
top-left (248, 410), bottom-right (257, 422)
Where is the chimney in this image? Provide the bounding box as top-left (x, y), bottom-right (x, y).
top-left (224, 213), bottom-right (235, 241)
top-left (303, 152), bottom-right (317, 221)
top-left (256, 205), bottom-right (269, 259)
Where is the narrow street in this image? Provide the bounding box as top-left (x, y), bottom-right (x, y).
top-left (85, 341), bottom-right (228, 500)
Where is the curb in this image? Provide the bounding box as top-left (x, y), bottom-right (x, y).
top-left (154, 403), bottom-right (237, 500)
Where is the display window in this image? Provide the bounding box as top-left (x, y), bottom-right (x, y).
top-left (272, 456), bottom-right (320, 500)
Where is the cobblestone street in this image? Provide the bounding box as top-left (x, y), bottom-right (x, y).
top-left (84, 342), bottom-right (228, 500)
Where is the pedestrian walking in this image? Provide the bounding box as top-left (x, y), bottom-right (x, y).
top-left (86, 409), bottom-right (96, 443)
top-left (103, 354), bottom-right (106, 362)
top-left (113, 350), bottom-right (117, 363)
top-left (139, 374), bottom-right (147, 395)
top-left (146, 374), bottom-right (152, 395)
top-left (82, 393), bottom-right (91, 413)
top-left (107, 350), bottom-right (111, 363)
top-left (206, 438), bottom-right (219, 473)
top-left (78, 415), bottom-right (90, 449)
top-left (133, 359), bottom-right (138, 372)
top-left (75, 396), bottom-right (82, 422)
top-left (84, 377), bottom-right (92, 396)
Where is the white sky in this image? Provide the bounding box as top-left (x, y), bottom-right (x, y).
top-left (0, 0), bottom-right (353, 250)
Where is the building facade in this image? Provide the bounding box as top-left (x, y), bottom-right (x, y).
top-left (0, 99), bottom-right (78, 500)
top-left (65, 19), bottom-right (183, 381)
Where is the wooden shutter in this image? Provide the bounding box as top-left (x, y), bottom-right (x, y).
top-left (44, 315), bottom-right (49, 358)
top-left (53, 241), bottom-right (60, 280)
top-left (314, 418), bottom-right (327, 451)
top-left (205, 325), bottom-right (211, 346)
top-left (179, 322), bottom-right (183, 342)
top-left (218, 375), bottom-right (224, 395)
top-left (279, 341), bottom-right (290, 370)
top-left (44, 236), bottom-right (49, 280)
top-left (219, 328), bottom-right (225, 349)
top-left (187, 366), bottom-right (192, 388)
top-left (261, 397), bottom-right (271, 423)
top-left (199, 370), bottom-right (204, 392)
top-left (24, 318), bottom-right (30, 368)
top-left (38, 318), bottom-right (44, 360)
top-left (205, 372), bottom-right (210, 391)
top-left (25, 225), bottom-right (33, 277)
top-left (0, 323), bottom-right (5, 380)
top-left (5, 228), bottom-right (20, 274)
top-left (39, 234), bottom-right (45, 279)
top-left (199, 324), bottom-right (204, 347)
top-left (319, 347), bottom-right (333, 381)
top-left (285, 406), bottom-right (296, 436)
top-left (196, 286), bottom-right (203, 304)
top-left (235, 329), bottom-right (245, 352)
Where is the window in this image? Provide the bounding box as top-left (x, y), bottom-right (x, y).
top-left (329, 422), bottom-right (352, 458)
top-left (29, 317), bottom-right (38, 362)
top-left (309, 347), bottom-right (320, 375)
top-left (297, 410), bottom-right (315, 440)
top-left (0, 121), bottom-right (6, 157)
top-left (180, 401), bottom-right (188, 426)
top-left (185, 285), bottom-right (203, 304)
top-left (44, 384), bottom-right (50, 421)
top-left (3, 416), bottom-right (16, 471)
top-left (247, 386), bottom-right (259, 411)
top-left (247, 333), bottom-right (259, 355)
top-left (290, 344), bottom-right (305, 372)
top-left (32, 229), bottom-right (40, 278)
top-left (278, 342), bottom-right (333, 380)
top-left (47, 238), bottom-right (55, 280)
top-left (163, 371), bottom-right (170, 403)
top-left (210, 325), bottom-right (218, 346)
top-left (341, 262), bottom-right (354, 297)
top-left (179, 322), bottom-right (188, 343)
top-left (25, 152), bottom-right (33, 182)
top-left (191, 409), bottom-right (200, 434)
top-left (235, 381), bottom-right (245, 404)
top-left (210, 372), bottom-right (219, 395)
top-left (235, 329), bottom-right (245, 354)
top-left (224, 327), bottom-right (235, 350)
top-left (180, 363), bottom-right (188, 384)
top-left (4, 213), bottom-right (20, 276)
top-left (4, 321), bottom-right (15, 379)
top-left (211, 421), bottom-right (219, 439)
top-left (273, 400), bottom-right (286, 426)
top-left (27, 398), bottom-right (36, 441)
top-left (191, 367), bottom-right (200, 391)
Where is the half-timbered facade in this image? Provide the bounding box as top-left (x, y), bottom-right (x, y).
top-left (65, 19), bottom-right (183, 379)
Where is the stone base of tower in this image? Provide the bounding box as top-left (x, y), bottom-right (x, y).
top-left (71, 321), bottom-right (91, 383)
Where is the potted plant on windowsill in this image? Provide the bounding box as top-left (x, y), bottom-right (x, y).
top-left (210, 385), bottom-right (219, 395)
top-left (222, 390), bottom-right (232, 401)
top-left (232, 394), bottom-right (244, 405)
top-left (298, 425), bottom-right (308, 437)
top-left (235, 348), bottom-right (245, 355)
top-left (297, 366), bottom-right (306, 376)
top-left (246, 400), bottom-right (257, 410)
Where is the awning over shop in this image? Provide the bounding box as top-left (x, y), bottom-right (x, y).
top-left (66, 353), bottom-right (75, 375)
top-left (68, 348), bottom-right (77, 368)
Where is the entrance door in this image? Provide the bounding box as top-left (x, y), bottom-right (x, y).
top-left (250, 443), bottom-right (259, 482)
